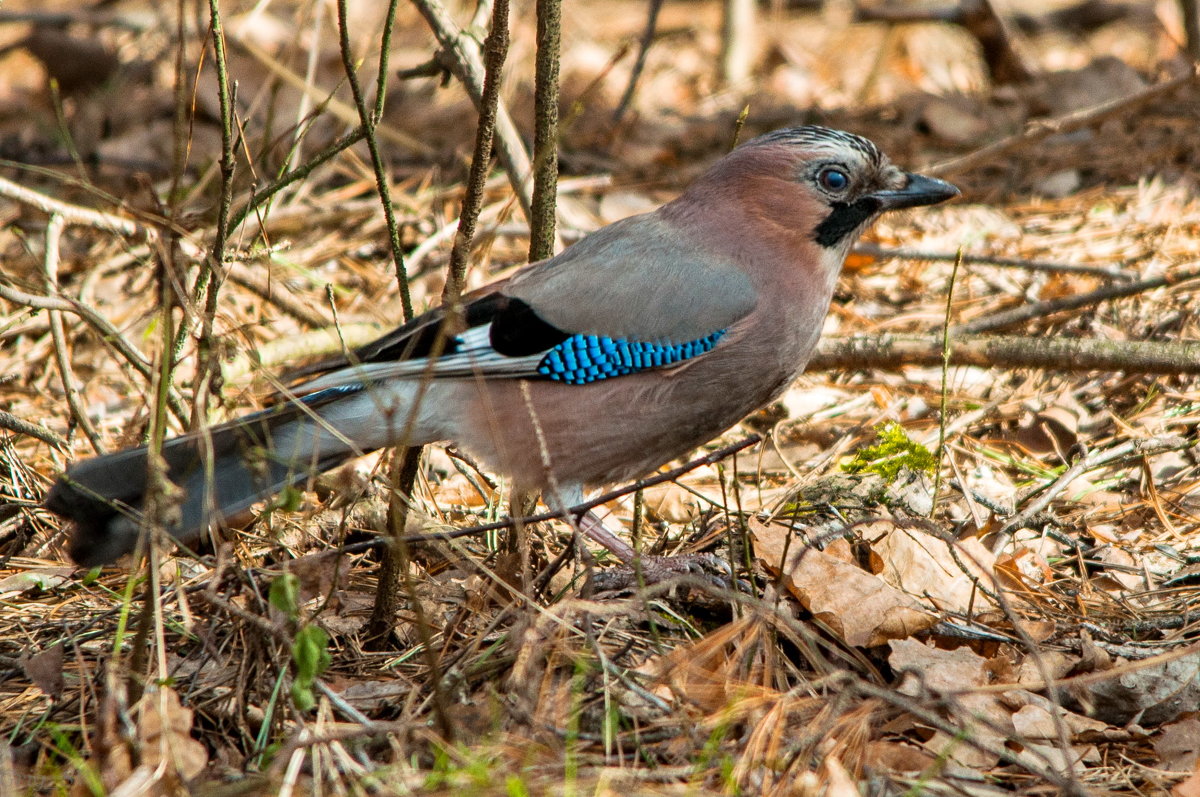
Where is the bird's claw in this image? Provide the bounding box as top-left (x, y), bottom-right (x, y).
top-left (589, 552), bottom-right (732, 593)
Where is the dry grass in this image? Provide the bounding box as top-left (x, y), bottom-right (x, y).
top-left (1, 0), bottom-right (1199, 794)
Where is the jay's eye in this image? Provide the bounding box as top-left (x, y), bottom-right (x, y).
top-left (818, 167), bottom-right (849, 192)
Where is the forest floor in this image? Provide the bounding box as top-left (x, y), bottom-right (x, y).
top-left (1, 0), bottom-right (1199, 794)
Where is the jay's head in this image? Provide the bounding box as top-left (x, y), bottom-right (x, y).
top-left (681, 125), bottom-right (958, 261)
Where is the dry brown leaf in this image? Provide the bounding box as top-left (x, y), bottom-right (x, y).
top-left (1019, 741), bottom-right (1091, 774)
top-left (19, 644), bottom-right (63, 699)
top-left (1078, 633), bottom-right (1115, 674)
top-left (1003, 690), bottom-right (1114, 739)
top-left (0, 568), bottom-right (72, 598)
top-left (1155, 718), bottom-right (1200, 773)
top-left (824, 537), bottom-right (857, 564)
top-left (1091, 545), bottom-right (1143, 592)
top-left (821, 753), bottom-right (861, 797)
top-left (751, 519), bottom-right (935, 646)
top-left (136, 688), bottom-right (208, 783)
top-left (890, 639), bottom-right (990, 695)
top-left (1012, 618), bottom-right (1057, 643)
top-left (285, 549), bottom-right (351, 605)
top-left (862, 739), bottom-right (937, 774)
top-left (871, 524), bottom-right (997, 613)
top-left (641, 481), bottom-right (703, 524)
top-left (1012, 704), bottom-right (1071, 740)
top-left (1174, 763), bottom-right (1200, 797)
top-left (922, 728), bottom-right (1000, 771)
top-left (1067, 650), bottom-right (1200, 726)
top-left (1012, 408), bottom-right (1081, 461)
top-left (1015, 650), bottom-right (1079, 687)
top-left (432, 472), bottom-right (496, 507)
top-left (890, 639), bottom-right (1014, 771)
top-left (994, 551), bottom-right (1055, 607)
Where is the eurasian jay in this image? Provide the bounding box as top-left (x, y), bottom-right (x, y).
top-left (46, 126), bottom-right (958, 573)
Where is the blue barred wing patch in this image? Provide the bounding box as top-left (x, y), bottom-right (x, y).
top-left (537, 330), bottom-right (727, 384)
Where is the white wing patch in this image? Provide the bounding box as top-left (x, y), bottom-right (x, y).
top-left (295, 324), bottom-right (544, 395)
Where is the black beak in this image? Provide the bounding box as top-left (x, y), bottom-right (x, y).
top-left (872, 172), bottom-right (960, 211)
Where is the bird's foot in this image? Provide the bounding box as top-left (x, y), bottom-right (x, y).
top-left (589, 551), bottom-right (731, 594)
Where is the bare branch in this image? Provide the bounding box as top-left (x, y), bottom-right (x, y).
top-left (810, 333), bottom-right (1200, 375)
top-left (528, 0), bottom-right (561, 262)
top-left (409, 0), bottom-right (534, 220)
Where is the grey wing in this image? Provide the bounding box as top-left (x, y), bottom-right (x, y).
top-left (504, 213), bottom-right (758, 342)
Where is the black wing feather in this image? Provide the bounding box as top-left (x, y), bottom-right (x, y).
top-left (289, 292), bottom-right (571, 383)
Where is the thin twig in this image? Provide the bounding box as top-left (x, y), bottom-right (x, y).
top-left (339, 0), bottom-right (454, 742)
top-left (409, 0), bottom-right (534, 220)
top-left (191, 0), bottom-right (240, 429)
top-left (0, 174), bottom-right (140, 235)
top-left (854, 243), bottom-right (1135, 280)
top-left (336, 0), bottom-right (411, 319)
top-left (126, 0), bottom-right (196, 698)
top-left (376, 447), bottom-right (459, 743)
top-left (952, 266), bottom-right (1200, 334)
top-left (42, 215), bottom-right (103, 453)
top-left (371, 0), bottom-right (401, 123)
top-left (0, 280), bottom-right (150, 379)
top-left (932, 251), bottom-right (961, 508)
top-left (929, 65), bottom-right (1200, 177)
top-left (0, 410), bottom-right (66, 450)
top-left (994, 435), bottom-right (1190, 547)
top-left (612, 0), bottom-right (664, 126)
top-left (230, 35), bottom-right (430, 155)
top-left (227, 127), bottom-right (367, 233)
top-left (226, 263), bottom-right (333, 328)
top-left (444, 0), bottom-right (510, 306)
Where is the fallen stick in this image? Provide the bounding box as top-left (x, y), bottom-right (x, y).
top-left (809, 333), bottom-right (1200, 375)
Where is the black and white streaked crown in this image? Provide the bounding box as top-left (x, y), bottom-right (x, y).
top-left (744, 125), bottom-right (883, 167)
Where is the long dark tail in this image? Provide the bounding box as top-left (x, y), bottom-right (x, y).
top-left (45, 393), bottom-right (369, 567)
